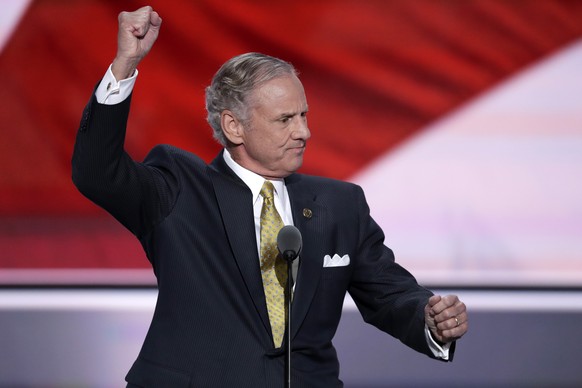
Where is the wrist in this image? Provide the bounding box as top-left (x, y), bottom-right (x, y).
top-left (111, 57), bottom-right (137, 81)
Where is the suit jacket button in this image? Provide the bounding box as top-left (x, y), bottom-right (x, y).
top-left (302, 208), bottom-right (312, 219)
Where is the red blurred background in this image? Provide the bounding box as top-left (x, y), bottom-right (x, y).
top-left (1, 0), bottom-right (582, 271)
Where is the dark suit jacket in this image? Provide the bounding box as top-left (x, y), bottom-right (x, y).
top-left (72, 93), bottom-right (447, 387)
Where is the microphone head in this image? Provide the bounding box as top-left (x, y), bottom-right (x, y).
top-left (277, 225), bottom-right (302, 262)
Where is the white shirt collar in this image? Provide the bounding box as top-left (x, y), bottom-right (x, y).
top-left (222, 149), bottom-right (285, 204)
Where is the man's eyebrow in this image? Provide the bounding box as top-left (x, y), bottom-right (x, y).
top-left (279, 106), bottom-right (309, 116)
top-left (275, 112), bottom-right (298, 119)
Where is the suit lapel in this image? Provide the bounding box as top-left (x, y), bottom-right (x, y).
top-left (285, 174), bottom-right (326, 340)
top-left (209, 153), bottom-right (272, 337)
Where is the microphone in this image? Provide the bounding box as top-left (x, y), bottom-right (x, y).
top-left (277, 225), bottom-right (302, 262)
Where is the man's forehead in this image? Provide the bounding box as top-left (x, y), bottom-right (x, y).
top-left (251, 75), bottom-right (307, 109)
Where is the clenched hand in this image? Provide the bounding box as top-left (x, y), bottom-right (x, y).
top-left (111, 6), bottom-right (162, 80)
top-left (424, 294), bottom-right (468, 344)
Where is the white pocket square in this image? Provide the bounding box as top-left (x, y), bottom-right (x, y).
top-left (323, 254), bottom-right (350, 267)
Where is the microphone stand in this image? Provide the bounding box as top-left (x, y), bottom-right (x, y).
top-left (277, 225), bottom-right (302, 388)
top-left (282, 250), bottom-right (297, 388)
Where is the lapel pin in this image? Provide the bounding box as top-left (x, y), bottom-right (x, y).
top-left (302, 208), bottom-right (312, 219)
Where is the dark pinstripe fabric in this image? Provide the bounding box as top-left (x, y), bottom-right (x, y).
top-left (73, 92), bottom-right (443, 388)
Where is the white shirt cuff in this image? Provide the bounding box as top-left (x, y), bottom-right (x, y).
top-left (425, 324), bottom-right (451, 360)
top-left (95, 65), bottom-right (138, 105)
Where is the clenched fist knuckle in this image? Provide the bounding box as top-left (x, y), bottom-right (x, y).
top-left (440, 310), bottom-right (451, 320)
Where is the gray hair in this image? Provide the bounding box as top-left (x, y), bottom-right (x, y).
top-left (205, 52), bottom-right (298, 146)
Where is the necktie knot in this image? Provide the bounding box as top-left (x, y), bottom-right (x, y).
top-left (260, 180), bottom-right (275, 202)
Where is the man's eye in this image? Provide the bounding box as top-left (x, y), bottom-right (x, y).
top-left (280, 117), bottom-right (291, 123)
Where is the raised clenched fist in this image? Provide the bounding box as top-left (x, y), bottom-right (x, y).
top-left (111, 6), bottom-right (162, 80)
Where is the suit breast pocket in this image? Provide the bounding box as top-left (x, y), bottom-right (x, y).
top-left (318, 266), bottom-right (352, 301)
top-left (306, 266), bottom-right (353, 329)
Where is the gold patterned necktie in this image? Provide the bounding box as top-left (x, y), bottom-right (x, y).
top-left (259, 180), bottom-right (287, 348)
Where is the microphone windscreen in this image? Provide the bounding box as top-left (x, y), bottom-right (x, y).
top-left (277, 225), bottom-right (302, 258)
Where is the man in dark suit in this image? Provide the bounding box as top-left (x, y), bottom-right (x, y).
top-left (72, 6), bottom-right (468, 387)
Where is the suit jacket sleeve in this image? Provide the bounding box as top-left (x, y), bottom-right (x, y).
top-left (347, 185), bottom-right (442, 359)
top-left (71, 91), bottom-right (180, 239)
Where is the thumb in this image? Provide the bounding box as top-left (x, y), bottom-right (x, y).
top-left (428, 294), bottom-right (441, 309)
top-left (150, 11), bottom-right (162, 29)
top-left (139, 10), bottom-right (162, 50)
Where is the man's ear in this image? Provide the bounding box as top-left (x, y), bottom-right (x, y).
top-left (220, 110), bottom-right (244, 145)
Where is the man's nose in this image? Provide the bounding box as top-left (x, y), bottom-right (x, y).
top-left (293, 118), bottom-right (310, 141)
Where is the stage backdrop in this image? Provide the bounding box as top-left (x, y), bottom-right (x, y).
top-left (1, 0), bottom-right (582, 287)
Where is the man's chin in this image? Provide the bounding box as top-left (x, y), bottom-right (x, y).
top-left (289, 157), bottom-right (304, 172)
